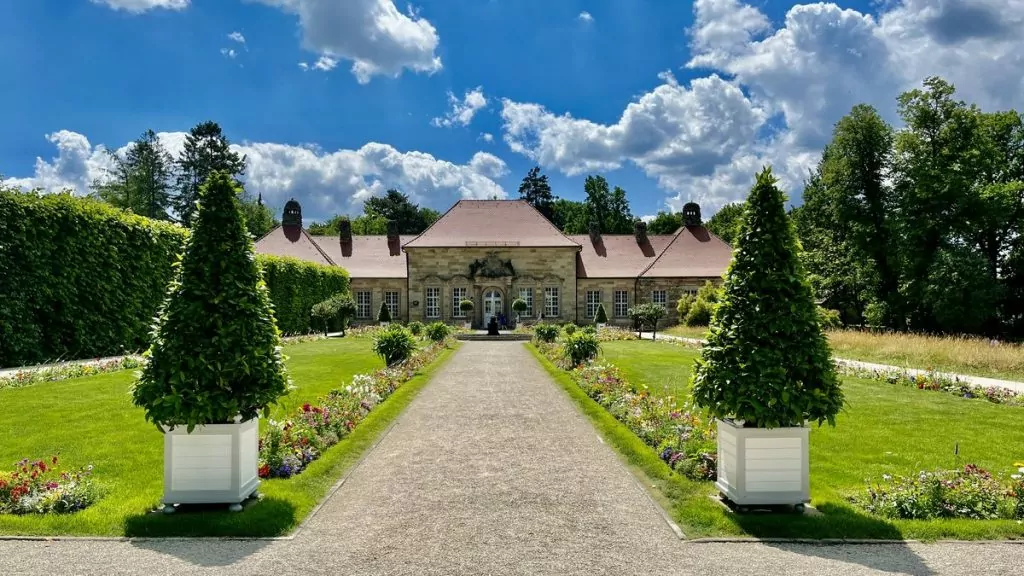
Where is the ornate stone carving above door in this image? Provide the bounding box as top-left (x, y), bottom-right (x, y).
top-left (468, 251), bottom-right (515, 279)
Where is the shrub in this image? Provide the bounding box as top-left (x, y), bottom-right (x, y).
top-left (629, 303), bottom-right (666, 336)
top-left (676, 294), bottom-right (695, 322)
top-left (684, 298), bottom-right (714, 327)
top-left (534, 323), bottom-right (559, 343)
top-left (582, 324), bottom-right (597, 335)
top-left (459, 299), bottom-right (474, 314)
top-left (131, 173), bottom-right (290, 431)
top-left (817, 306), bottom-right (843, 330)
top-left (257, 255), bottom-right (350, 335)
top-left (512, 298), bottom-right (528, 314)
top-left (0, 187), bottom-right (187, 368)
top-left (408, 321), bottom-right (424, 336)
top-left (373, 325), bottom-right (416, 366)
top-left (561, 331), bottom-right (601, 366)
top-left (309, 293), bottom-right (357, 336)
top-left (863, 300), bottom-right (888, 327)
top-left (692, 167), bottom-right (842, 428)
top-left (563, 323), bottom-right (577, 336)
top-left (425, 321), bottom-right (450, 343)
top-left (594, 303), bottom-right (609, 324)
top-left (857, 465), bottom-right (1011, 520)
top-left (377, 301), bottom-right (392, 323)
top-left (0, 456), bottom-right (98, 514)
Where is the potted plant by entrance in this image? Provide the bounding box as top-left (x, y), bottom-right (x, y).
top-left (593, 303), bottom-right (609, 328)
top-left (511, 297), bottom-right (528, 328)
top-left (691, 167), bottom-right (843, 512)
top-left (459, 298), bottom-right (474, 329)
top-left (132, 172), bottom-right (290, 513)
top-left (377, 301), bottom-right (392, 326)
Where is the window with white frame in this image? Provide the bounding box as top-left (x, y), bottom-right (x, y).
top-left (518, 287), bottom-right (533, 317)
top-left (614, 290), bottom-right (628, 317)
top-left (586, 290), bottom-right (601, 319)
top-left (452, 287), bottom-right (468, 318)
top-left (544, 287), bottom-right (560, 318)
top-left (652, 289), bottom-right (668, 309)
top-left (384, 291), bottom-right (400, 317)
top-left (356, 291), bottom-right (372, 319)
top-left (425, 287), bottom-right (440, 319)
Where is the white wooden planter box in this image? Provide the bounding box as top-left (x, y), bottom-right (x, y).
top-left (163, 417), bottom-right (260, 510)
top-left (715, 418), bottom-right (809, 507)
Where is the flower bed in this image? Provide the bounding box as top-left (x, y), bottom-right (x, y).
top-left (0, 457), bottom-right (99, 515)
top-left (837, 364), bottom-right (1024, 407)
top-left (535, 342), bottom-right (717, 481)
top-left (0, 357), bottom-right (144, 390)
top-left (258, 338), bottom-right (451, 479)
top-left (852, 463), bottom-right (1024, 520)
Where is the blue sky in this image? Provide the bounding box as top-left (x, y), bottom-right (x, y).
top-left (3, 0), bottom-right (1023, 223)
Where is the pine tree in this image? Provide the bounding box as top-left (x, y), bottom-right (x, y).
top-left (692, 167), bottom-right (843, 429)
top-left (93, 130), bottom-right (174, 219)
top-left (174, 121), bottom-right (246, 227)
top-left (518, 166), bottom-right (555, 220)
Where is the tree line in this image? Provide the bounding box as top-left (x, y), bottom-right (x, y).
top-left (90, 121), bottom-right (277, 238)
top-left (307, 189), bottom-right (442, 236)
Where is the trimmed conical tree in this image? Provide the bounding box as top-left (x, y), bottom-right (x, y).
top-left (377, 301), bottom-right (392, 323)
top-left (692, 167), bottom-right (843, 429)
top-left (594, 303), bottom-right (608, 324)
top-left (132, 172), bottom-right (289, 432)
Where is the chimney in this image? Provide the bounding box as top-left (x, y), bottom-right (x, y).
top-left (386, 220), bottom-right (400, 256)
top-left (339, 217), bottom-right (353, 257)
top-left (634, 220), bottom-right (648, 244)
top-left (588, 220), bottom-right (601, 244)
top-left (282, 199), bottom-right (302, 229)
top-left (683, 202), bottom-right (702, 226)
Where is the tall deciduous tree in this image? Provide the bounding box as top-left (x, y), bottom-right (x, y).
top-left (174, 121), bottom-right (246, 227)
top-left (364, 189), bottom-right (435, 234)
top-left (239, 192), bottom-right (278, 239)
top-left (581, 175), bottom-right (634, 234)
top-left (646, 211), bottom-right (682, 234)
top-left (518, 166), bottom-right (555, 220)
top-left (93, 130), bottom-right (174, 220)
top-left (706, 202), bottom-right (745, 245)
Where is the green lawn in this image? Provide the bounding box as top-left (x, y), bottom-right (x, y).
top-left (542, 339), bottom-right (1024, 540)
top-left (0, 337), bottom-right (455, 537)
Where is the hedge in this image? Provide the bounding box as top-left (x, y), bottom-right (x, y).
top-left (0, 189), bottom-right (350, 368)
top-left (257, 255), bottom-right (350, 335)
top-left (0, 190), bottom-right (188, 368)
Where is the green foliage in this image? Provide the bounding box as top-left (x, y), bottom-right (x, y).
top-left (684, 282), bottom-right (723, 327)
top-left (647, 211), bottom-right (683, 234)
top-left (561, 331), bottom-right (601, 366)
top-left (257, 254), bottom-right (350, 335)
top-left (534, 323), bottom-right (559, 343)
top-left (676, 294), bottom-right (694, 322)
top-left (511, 298), bottom-right (528, 313)
top-left (173, 121), bottom-right (246, 227)
top-left (364, 189), bottom-right (437, 234)
top-left (459, 299), bottom-right (474, 313)
top-left (377, 301), bottom-right (392, 323)
top-left (582, 175), bottom-right (634, 234)
top-left (92, 129), bottom-right (174, 220)
top-left (629, 303), bottom-right (666, 331)
top-left (816, 307), bottom-right (843, 330)
top-left (132, 173), bottom-right (289, 430)
top-left (239, 193), bottom-right (278, 239)
top-left (563, 323), bottom-right (577, 336)
top-left (924, 246), bottom-right (1003, 333)
top-left (692, 167), bottom-right (843, 429)
top-left (518, 166), bottom-right (555, 221)
top-left (862, 300), bottom-right (888, 327)
top-left (424, 321), bottom-right (450, 342)
top-left (0, 186), bottom-right (188, 368)
top-left (310, 292), bottom-right (356, 336)
top-left (310, 300), bottom-right (337, 336)
top-left (372, 325), bottom-right (416, 366)
top-left (706, 202), bottom-right (745, 246)
top-left (594, 303), bottom-right (609, 324)
top-left (407, 321), bottom-right (424, 336)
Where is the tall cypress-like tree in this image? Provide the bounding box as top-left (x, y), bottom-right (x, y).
top-left (94, 129), bottom-right (174, 220)
top-left (692, 167), bottom-right (842, 428)
top-left (518, 166), bottom-right (555, 221)
top-left (174, 121), bottom-right (246, 227)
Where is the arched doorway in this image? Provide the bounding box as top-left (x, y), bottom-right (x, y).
top-left (482, 288), bottom-right (502, 327)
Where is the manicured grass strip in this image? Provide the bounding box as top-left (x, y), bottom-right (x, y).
top-left (0, 337), bottom-right (453, 537)
top-left (597, 340), bottom-right (1024, 541)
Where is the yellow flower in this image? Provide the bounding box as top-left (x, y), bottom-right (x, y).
top-left (1014, 462), bottom-right (1024, 468)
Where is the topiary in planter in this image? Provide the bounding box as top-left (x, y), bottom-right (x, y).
top-left (512, 298), bottom-right (527, 315)
top-left (459, 299), bottom-right (474, 314)
top-left (132, 172), bottom-right (289, 432)
top-left (377, 301), bottom-right (392, 323)
top-left (692, 167), bottom-right (843, 429)
top-left (594, 303), bottom-right (608, 324)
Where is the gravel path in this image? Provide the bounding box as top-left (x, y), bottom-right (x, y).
top-left (2, 341), bottom-right (1022, 575)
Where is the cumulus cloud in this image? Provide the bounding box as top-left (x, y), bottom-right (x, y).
top-left (220, 48), bottom-right (238, 59)
top-left (90, 0), bottom-right (189, 12)
top-left (252, 0), bottom-right (442, 84)
top-left (578, 11), bottom-right (594, 23)
top-left (6, 131), bottom-right (507, 221)
top-left (479, 133), bottom-right (494, 143)
top-left (432, 87), bottom-right (488, 128)
top-left (228, 31), bottom-right (246, 44)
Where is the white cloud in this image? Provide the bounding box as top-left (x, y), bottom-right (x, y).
top-left (220, 48), bottom-right (237, 59)
top-left (90, 0), bottom-right (189, 13)
top-left (251, 0), bottom-right (442, 84)
top-left (6, 131), bottom-right (507, 221)
top-left (578, 11), bottom-right (594, 23)
top-left (432, 87), bottom-right (488, 128)
top-left (480, 132), bottom-right (494, 143)
top-left (297, 55), bottom-right (338, 72)
top-left (228, 31), bottom-right (246, 44)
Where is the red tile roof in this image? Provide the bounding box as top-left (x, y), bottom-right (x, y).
top-left (254, 226), bottom-right (335, 267)
top-left (640, 225), bottom-right (733, 278)
top-left (571, 234), bottom-right (676, 278)
top-left (403, 200), bottom-right (580, 248)
top-left (310, 235), bottom-right (413, 279)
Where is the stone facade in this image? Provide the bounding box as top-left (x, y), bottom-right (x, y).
top-left (349, 278), bottom-right (408, 324)
top-left (576, 277), bottom-right (721, 327)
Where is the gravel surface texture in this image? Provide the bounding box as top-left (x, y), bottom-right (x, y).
top-left (2, 342), bottom-right (1022, 575)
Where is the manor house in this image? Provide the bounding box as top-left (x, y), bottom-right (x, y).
top-left (255, 199), bottom-right (732, 327)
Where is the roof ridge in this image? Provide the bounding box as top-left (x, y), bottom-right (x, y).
top-left (519, 198), bottom-right (581, 248)
top-left (638, 224), bottom-right (689, 278)
top-left (401, 199), bottom-right (463, 249)
top-left (302, 228), bottom-right (337, 266)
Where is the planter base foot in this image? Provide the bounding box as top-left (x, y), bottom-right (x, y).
top-left (162, 504), bottom-right (176, 515)
top-left (228, 503), bottom-right (243, 513)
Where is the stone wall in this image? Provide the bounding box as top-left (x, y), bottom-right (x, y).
top-left (634, 277), bottom-right (723, 327)
top-left (349, 278), bottom-right (408, 325)
top-left (406, 247), bottom-right (578, 327)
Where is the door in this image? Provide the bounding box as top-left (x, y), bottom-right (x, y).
top-left (483, 289), bottom-right (502, 327)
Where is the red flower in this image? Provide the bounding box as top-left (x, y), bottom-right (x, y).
top-left (258, 464), bottom-right (270, 478)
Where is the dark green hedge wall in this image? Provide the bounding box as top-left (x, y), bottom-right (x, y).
top-left (0, 190), bottom-right (188, 368)
top-left (0, 190), bottom-right (350, 368)
top-left (257, 254), bottom-right (350, 335)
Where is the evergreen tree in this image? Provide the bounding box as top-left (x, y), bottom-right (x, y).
top-left (93, 129), bottom-right (174, 220)
top-left (174, 121), bottom-right (246, 227)
top-left (364, 189), bottom-right (434, 234)
top-left (518, 166), bottom-right (555, 220)
top-left (692, 167), bottom-right (842, 428)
